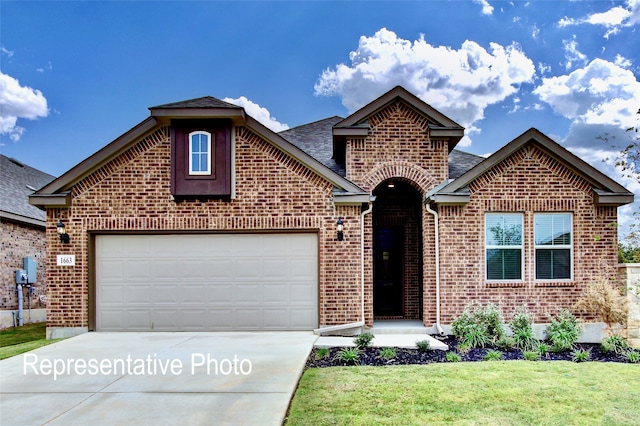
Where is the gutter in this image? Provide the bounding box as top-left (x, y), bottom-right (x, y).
top-left (425, 201), bottom-right (444, 335)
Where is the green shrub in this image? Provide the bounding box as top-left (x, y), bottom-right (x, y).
top-left (523, 350), bottom-right (540, 361)
top-left (571, 348), bottom-right (591, 363)
top-left (445, 352), bottom-right (461, 362)
top-left (378, 347), bottom-right (396, 360)
top-left (483, 349), bottom-right (503, 361)
top-left (353, 332), bottom-right (374, 349)
top-left (625, 350), bottom-right (640, 363)
top-left (456, 342), bottom-right (472, 354)
top-left (314, 348), bottom-right (330, 359)
top-left (415, 339), bottom-right (431, 352)
top-left (335, 347), bottom-right (361, 365)
top-left (495, 336), bottom-right (515, 350)
top-left (537, 343), bottom-right (550, 357)
top-left (452, 302), bottom-right (505, 348)
top-left (601, 335), bottom-right (631, 354)
top-left (510, 305), bottom-right (538, 351)
top-left (545, 309), bottom-right (581, 352)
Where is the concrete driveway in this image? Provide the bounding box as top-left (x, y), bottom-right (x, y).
top-left (0, 332), bottom-right (317, 425)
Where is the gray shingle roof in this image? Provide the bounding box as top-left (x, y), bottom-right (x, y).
top-left (279, 117), bottom-right (483, 180)
top-left (1, 155), bottom-right (56, 224)
top-left (150, 96), bottom-right (241, 110)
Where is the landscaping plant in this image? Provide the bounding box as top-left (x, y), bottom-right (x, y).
top-left (574, 270), bottom-right (628, 336)
top-left (571, 348), bottom-right (591, 363)
top-left (509, 305), bottom-right (538, 351)
top-left (483, 349), bottom-right (503, 361)
top-left (335, 347), bottom-right (361, 365)
top-left (415, 339), bottom-right (431, 352)
top-left (625, 350), bottom-right (640, 363)
top-left (451, 302), bottom-right (505, 347)
top-left (545, 309), bottom-right (581, 352)
top-left (378, 347), bottom-right (397, 360)
top-left (353, 332), bottom-right (374, 349)
top-left (600, 334), bottom-right (631, 355)
top-left (445, 352), bottom-right (461, 362)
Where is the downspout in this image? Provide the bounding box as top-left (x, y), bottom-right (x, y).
top-left (361, 201), bottom-right (373, 324)
top-left (425, 201), bottom-right (444, 335)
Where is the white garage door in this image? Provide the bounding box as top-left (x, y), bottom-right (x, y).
top-left (95, 233), bottom-right (318, 331)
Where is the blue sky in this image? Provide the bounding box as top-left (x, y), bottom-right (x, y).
top-left (1, 1), bottom-right (639, 229)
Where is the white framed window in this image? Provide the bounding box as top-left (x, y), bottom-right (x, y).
top-left (189, 131), bottom-right (211, 175)
top-left (535, 213), bottom-right (573, 281)
top-left (485, 213), bottom-right (523, 281)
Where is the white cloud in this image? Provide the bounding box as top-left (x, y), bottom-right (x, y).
top-left (558, 0), bottom-right (640, 38)
top-left (0, 71), bottom-right (48, 142)
top-left (222, 96), bottom-right (289, 132)
top-left (562, 37), bottom-right (588, 70)
top-left (614, 54), bottom-right (632, 69)
top-left (473, 0), bottom-right (494, 15)
top-left (314, 28), bottom-right (535, 145)
top-left (533, 59), bottom-right (640, 130)
top-left (1, 46), bottom-right (14, 57)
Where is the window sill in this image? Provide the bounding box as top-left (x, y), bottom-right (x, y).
top-left (534, 281), bottom-right (575, 288)
top-left (485, 281), bottom-right (526, 288)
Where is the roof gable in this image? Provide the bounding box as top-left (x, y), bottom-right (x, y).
top-left (30, 97), bottom-right (367, 208)
top-left (333, 86), bottom-right (465, 151)
top-left (431, 128), bottom-right (634, 206)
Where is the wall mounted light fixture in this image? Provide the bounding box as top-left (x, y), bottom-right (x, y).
top-left (336, 218), bottom-right (344, 241)
top-left (56, 220), bottom-right (70, 244)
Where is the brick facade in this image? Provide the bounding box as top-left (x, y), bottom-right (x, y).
top-left (36, 88), bottom-right (630, 336)
top-left (45, 126), bottom-right (363, 330)
top-left (438, 145), bottom-right (618, 323)
top-left (0, 220), bottom-right (47, 311)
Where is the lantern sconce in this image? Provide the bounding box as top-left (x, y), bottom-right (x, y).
top-left (336, 218), bottom-right (344, 241)
top-left (56, 220), bottom-right (70, 244)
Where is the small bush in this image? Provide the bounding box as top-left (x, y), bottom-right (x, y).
top-left (483, 349), bottom-right (503, 361)
top-left (537, 343), bottom-right (550, 357)
top-left (625, 350), bottom-right (640, 364)
top-left (452, 302), bottom-right (505, 347)
top-left (545, 309), bottom-right (581, 352)
top-left (571, 348), bottom-right (591, 363)
top-left (314, 348), bottom-right (330, 359)
top-left (495, 336), bottom-right (515, 350)
top-left (523, 350), bottom-right (540, 361)
top-left (378, 347), bottom-right (396, 360)
top-left (445, 352), bottom-right (461, 362)
top-left (456, 342), bottom-right (472, 354)
top-left (353, 332), bottom-right (374, 349)
top-left (601, 335), bottom-right (631, 355)
top-left (415, 339), bottom-right (431, 352)
top-left (574, 272), bottom-right (628, 332)
top-left (335, 347), bottom-right (361, 365)
top-left (510, 305), bottom-right (538, 351)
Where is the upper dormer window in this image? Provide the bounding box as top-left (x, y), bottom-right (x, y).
top-left (189, 131), bottom-right (212, 175)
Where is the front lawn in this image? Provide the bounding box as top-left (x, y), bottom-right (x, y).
top-left (0, 322), bottom-right (61, 360)
top-left (286, 362), bottom-right (640, 425)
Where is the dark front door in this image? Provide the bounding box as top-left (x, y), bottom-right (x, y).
top-left (374, 227), bottom-right (404, 317)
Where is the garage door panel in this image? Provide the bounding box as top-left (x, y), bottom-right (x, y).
top-left (96, 233), bottom-right (318, 331)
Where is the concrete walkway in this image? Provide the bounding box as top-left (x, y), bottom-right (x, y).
top-left (0, 332), bottom-right (317, 425)
top-left (315, 333), bottom-right (448, 350)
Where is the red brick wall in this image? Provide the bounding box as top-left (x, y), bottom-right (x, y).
top-left (345, 100), bottom-right (449, 326)
top-left (438, 144), bottom-right (618, 323)
top-left (1, 220), bottom-right (47, 310)
top-left (45, 125), bottom-right (365, 329)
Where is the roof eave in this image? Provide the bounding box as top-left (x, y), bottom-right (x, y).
top-left (150, 107), bottom-right (246, 125)
top-left (333, 193), bottom-right (374, 205)
top-left (594, 191), bottom-right (634, 205)
top-left (29, 192), bottom-right (72, 209)
top-left (0, 210), bottom-right (46, 228)
top-left (429, 193), bottom-right (470, 205)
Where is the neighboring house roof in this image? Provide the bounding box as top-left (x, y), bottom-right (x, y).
top-left (430, 128), bottom-right (634, 206)
top-left (0, 154), bottom-right (55, 227)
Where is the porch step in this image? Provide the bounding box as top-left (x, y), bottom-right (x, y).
top-left (371, 320), bottom-right (431, 334)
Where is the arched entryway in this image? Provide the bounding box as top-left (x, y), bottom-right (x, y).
top-left (372, 179), bottom-right (423, 320)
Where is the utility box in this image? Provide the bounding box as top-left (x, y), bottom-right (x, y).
top-left (15, 269), bottom-right (28, 284)
top-left (23, 257), bottom-right (36, 284)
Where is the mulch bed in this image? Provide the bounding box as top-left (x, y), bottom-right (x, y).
top-left (306, 336), bottom-right (635, 368)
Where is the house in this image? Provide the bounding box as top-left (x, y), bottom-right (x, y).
top-left (1, 154), bottom-right (55, 328)
top-left (29, 86), bottom-right (633, 340)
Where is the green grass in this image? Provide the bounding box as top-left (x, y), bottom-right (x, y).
top-left (286, 362), bottom-right (640, 425)
top-left (0, 322), bottom-right (61, 360)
